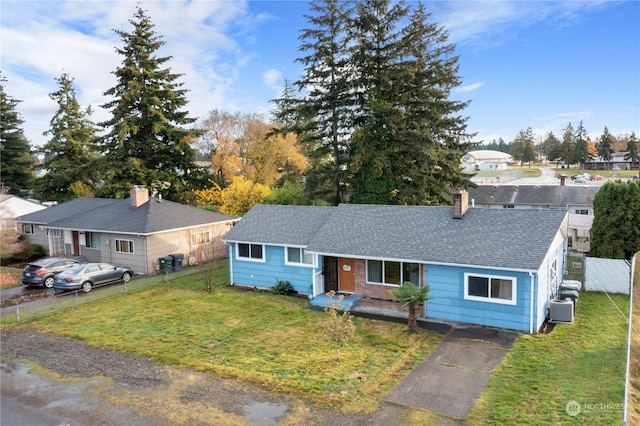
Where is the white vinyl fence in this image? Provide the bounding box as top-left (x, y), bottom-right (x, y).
top-left (584, 257), bottom-right (633, 294)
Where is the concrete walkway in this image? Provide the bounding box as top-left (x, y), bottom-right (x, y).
top-left (384, 325), bottom-right (520, 420)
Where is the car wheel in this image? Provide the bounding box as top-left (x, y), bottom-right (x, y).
top-left (44, 276), bottom-right (55, 288)
top-left (122, 272), bottom-right (131, 284)
top-left (82, 282), bottom-right (92, 293)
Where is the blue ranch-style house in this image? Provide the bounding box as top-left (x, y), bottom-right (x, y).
top-left (222, 191), bottom-right (569, 333)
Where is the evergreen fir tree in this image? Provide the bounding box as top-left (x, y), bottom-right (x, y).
top-left (97, 7), bottom-right (201, 201)
top-left (349, 0), bottom-right (475, 205)
top-left (511, 127), bottom-right (537, 167)
top-left (596, 126), bottom-right (614, 170)
top-left (0, 73), bottom-right (36, 197)
top-left (559, 122), bottom-right (575, 167)
top-left (33, 73), bottom-right (98, 202)
top-left (573, 121), bottom-right (592, 167)
top-left (541, 131), bottom-right (561, 164)
top-left (294, 0), bottom-right (355, 205)
top-left (624, 131), bottom-right (639, 177)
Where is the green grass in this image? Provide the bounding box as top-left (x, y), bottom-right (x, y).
top-left (5, 263), bottom-right (633, 422)
top-left (15, 266), bottom-right (441, 411)
top-left (467, 291), bottom-right (629, 424)
top-left (553, 169), bottom-right (639, 179)
top-left (473, 167), bottom-right (542, 179)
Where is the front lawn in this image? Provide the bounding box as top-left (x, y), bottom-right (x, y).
top-left (5, 263), bottom-right (634, 422)
top-left (18, 268), bottom-right (441, 412)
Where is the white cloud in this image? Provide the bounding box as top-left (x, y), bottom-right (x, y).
top-left (456, 82), bottom-right (485, 93)
top-left (263, 68), bottom-right (283, 90)
top-left (435, 1), bottom-right (616, 49)
top-left (0, 0), bottom-right (270, 146)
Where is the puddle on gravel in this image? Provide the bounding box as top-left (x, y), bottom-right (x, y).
top-left (243, 401), bottom-right (288, 424)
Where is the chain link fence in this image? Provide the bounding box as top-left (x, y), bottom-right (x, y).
top-left (1, 265), bottom-right (209, 324)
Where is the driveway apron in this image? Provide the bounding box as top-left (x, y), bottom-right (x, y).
top-left (384, 326), bottom-right (519, 420)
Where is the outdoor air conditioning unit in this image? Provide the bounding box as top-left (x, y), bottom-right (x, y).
top-left (549, 299), bottom-right (574, 324)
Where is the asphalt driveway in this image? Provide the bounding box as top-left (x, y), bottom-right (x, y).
top-left (384, 325), bottom-right (520, 420)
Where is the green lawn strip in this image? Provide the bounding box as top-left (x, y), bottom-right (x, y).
top-left (468, 291), bottom-right (628, 424)
top-left (24, 272), bottom-right (441, 411)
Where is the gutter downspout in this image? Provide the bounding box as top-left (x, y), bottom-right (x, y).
top-left (226, 243), bottom-right (234, 285)
top-left (529, 272), bottom-right (535, 334)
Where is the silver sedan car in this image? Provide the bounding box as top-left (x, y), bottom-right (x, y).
top-left (53, 262), bottom-right (133, 293)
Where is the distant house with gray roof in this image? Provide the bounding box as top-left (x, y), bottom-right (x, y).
top-left (18, 187), bottom-right (237, 275)
top-left (466, 184), bottom-right (599, 253)
top-left (465, 184), bottom-right (599, 213)
top-left (223, 191), bottom-right (568, 333)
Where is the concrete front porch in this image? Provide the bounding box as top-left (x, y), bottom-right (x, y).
top-left (309, 293), bottom-right (363, 310)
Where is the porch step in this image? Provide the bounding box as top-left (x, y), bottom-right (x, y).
top-left (310, 293), bottom-right (362, 311)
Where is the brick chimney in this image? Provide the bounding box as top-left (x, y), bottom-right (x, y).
top-left (559, 174), bottom-right (567, 186)
top-left (452, 190), bottom-right (469, 219)
top-left (130, 186), bottom-right (149, 208)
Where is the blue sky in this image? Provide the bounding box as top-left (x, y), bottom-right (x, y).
top-left (1, 1), bottom-right (638, 148)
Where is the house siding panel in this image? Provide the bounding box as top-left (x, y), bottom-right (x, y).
top-left (426, 264), bottom-right (532, 332)
top-left (229, 244), bottom-right (314, 294)
top-left (24, 227), bottom-right (50, 254)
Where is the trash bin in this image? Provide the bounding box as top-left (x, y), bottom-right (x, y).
top-left (559, 280), bottom-right (581, 293)
top-left (159, 256), bottom-right (173, 273)
top-left (558, 289), bottom-right (579, 312)
top-left (171, 253), bottom-right (184, 272)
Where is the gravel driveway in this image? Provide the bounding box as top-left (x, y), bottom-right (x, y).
top-left (1, 328), bottom-right (417, 425)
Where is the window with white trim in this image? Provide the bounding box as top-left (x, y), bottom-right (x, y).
top-left (237, 243), bottom-right (264, 261)
top-left (286, 247), bottom-right (313, 266)
top-left (464, 273), bottom-right (516, 305)
top-left (367, 260), bottom-right (420, 286)
top-left (115, 239), bottom-right (134, 254)
top-left (85, 232), bottom-right (100, 249)
top-left (191, 231), bottom-right (210, 245)
top-left (23, 224), bottom-right (35, 234)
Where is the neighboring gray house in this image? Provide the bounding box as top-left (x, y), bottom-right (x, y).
top-left (466, 184), bottom-right (599, 214)
top-left (18, 187), bottom-right (237, 275)
top-left (223, 191), bottom-right (569, 333)
top-left (586, 151), bottom-right (639, 171)
top-left (465, 184), bottom-right (599, 253)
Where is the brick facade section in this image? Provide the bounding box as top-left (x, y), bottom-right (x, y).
top-left (348, 258), bottom-right (425, 317)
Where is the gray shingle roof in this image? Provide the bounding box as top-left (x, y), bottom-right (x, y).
top-left (223, 204), bottom-right (334, 246)
top-left (226, 203), bottom-right (568, 272)
top-left (19, 197), bottom-right (236, 235)
top-left (466, 185), bottom-right (599, 208)
top-left (18, 198), bottom-right (115, 224)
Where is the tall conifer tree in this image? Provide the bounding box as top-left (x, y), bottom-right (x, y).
top-left (349, 0), bottom-right (475, 204)
top-left (596, 126), bottom-right (614, 170)
top-left (0, 74), bottom-right (36, 197)
top-left (573, 121), bottom-right (591, 168)
top-left (559, 122), bottom-right (575, 167)
top-left (97, 7), bottom-right (201, 201)
top-left (294, 0), bottom-right (355, 204)
top-left (34, 73), bottom-right (98, 202)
